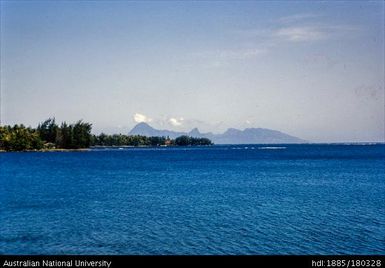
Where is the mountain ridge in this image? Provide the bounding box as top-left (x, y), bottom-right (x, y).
top-left (129, 122), bottom-right (307, 144)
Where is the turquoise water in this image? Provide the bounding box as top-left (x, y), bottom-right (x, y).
top-left (1, 144), bottom-right (384, 254)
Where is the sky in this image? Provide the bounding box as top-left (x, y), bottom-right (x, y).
top-left (0, 0), bottom-right (384, 142)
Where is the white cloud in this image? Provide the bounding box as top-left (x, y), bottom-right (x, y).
top-left (133, 113), bottom-right (152, 123)
top-left (234, 11), bottom-right (358, 45)
top-left (274, 26), bottom-right (327, 42)
top-left (169, 117), bottom-right (183, 126)
top-left (193, 16), bottom-right (358, 69)
top-left (273, 24), bottom-right (358, 43)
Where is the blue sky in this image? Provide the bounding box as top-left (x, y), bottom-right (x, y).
top-left (1, 1), bottom-right (384, 142)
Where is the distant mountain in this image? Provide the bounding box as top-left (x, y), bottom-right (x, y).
top-left (129, 122), bottom-right (185, 138)
top-left (129, 122), bottom-right (306, 144)
top-left (213, 127), bottom-right (306, 144)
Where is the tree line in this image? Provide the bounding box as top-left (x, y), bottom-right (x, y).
top-left (0, 118), bottom-right (92, 151)
top-left (0, 118), bottom-right (213, 151)
top-left (91, 133), bottom-right (212, 147)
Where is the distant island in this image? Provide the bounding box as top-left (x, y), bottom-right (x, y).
top-left (129, 122), bottom-right (306, 144)
top-left (0, 118), bottom-right (212, 152)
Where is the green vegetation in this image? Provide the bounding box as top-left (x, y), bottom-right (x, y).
top-left (174, 135), bottom-right (213, 146)
top-left (0, 125), bottom-right (44, 151)
top-left (0, 118), bottom-right (213, 152)
top-left (1, 118), bottom-right (92, 151)
top-left (91, 134), bottom-right (167, 147)
top-left (91, 134), bottom-right (213, 147)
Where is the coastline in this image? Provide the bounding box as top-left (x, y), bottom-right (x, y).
top-left (1, 143), bottom-right (383, 153)
top-left (0, 148), bottom-right (90, 153)
top-left (0, 145), bottom-right (215, 152)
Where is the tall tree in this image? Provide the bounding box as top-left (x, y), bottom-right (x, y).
top-left (72, 120), bottom-right (92, 148)
top-left (37, 118), bottom-right (58, 143)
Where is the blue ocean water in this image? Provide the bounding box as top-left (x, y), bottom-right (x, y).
top-left (0, 144), bottom-right (384, 255)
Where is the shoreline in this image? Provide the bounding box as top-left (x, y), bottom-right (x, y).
top-left (0, 145), bottom-right (213, 152)
top-left (1, 143), bottom-right (383, 153)
top-left (0, 148), bottom-right (90, 153)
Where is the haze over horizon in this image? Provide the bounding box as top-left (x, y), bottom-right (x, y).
top-left (1, 1), bottom-right (384, 142)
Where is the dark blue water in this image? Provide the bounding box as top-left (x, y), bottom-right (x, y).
top-left (1, 144), bottom-right (384, 255)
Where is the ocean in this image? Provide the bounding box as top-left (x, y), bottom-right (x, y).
top-left (1, 144), bottom-right (384, 254)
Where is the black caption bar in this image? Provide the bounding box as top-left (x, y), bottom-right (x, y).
top-left (0, 255), bottom-right (384, 268)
